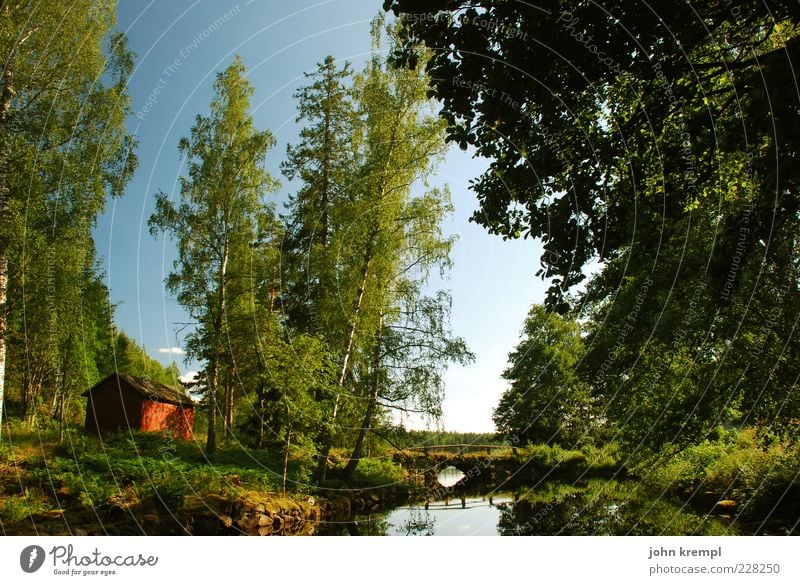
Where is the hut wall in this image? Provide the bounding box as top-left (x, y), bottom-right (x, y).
top-left (84, 379), bottom-right (143, 435)
top-left (140, 400), bottom-right (194, 440)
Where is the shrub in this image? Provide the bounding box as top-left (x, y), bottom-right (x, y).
top-left (516, 443), bottom-right (587, 467)
top-left (642, 427), bottom-right (800, 506)
top-left (0, 491), bottom-right (51, 523)
top-left (581, 443), bottom-right (621, 469)
top-left (352, 458), bottom-right (406, 487)
top-left (53, 430), bottom-right (92, 459)
top-left (145, 481), bottom-right (186, 513)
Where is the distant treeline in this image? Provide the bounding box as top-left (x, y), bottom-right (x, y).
top-left (387, 429), bottom-right (499, 448)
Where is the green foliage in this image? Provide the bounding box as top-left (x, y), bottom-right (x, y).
top-left (494, 305), bottom-right (594, 446)
top-left (387, 0), bottom-right (800, 460)
top-left (580, 443), bottom-right (621, 470)
top-left (53, 428), bottom-right (92, 459)
top-left (2, 427), bottom-right (292, 523)
top-left (280, 20), bottom-right (468, 481)
top-left (283, 433), bottom-right (318, 488)
top-left (104, 332), bottom-right (181, 386)
top-left (351, 457), bottom-right (406, 487)
top-left (388, 429), bottom-right (500, 448)
top-left (388, 1), bottom-right (800, 306)
top-left (282, 55), bottom-right (356, 334)
top-left (146, 481), bottom-right (186, 514)
top-left (643, 428), bottom-right (800, 503)
top-left (0, 491), bottom-right (51, 523)
top-left (258, 332), bottom-right (333, 488)
top-left (500, 480), bottom-right (732, 536)
top-left (149, 55), bottom-right (279, 453)
top-left (0, 0), bottom-right (137, 428)
top-left (513, 443), bottom-right (586, 468)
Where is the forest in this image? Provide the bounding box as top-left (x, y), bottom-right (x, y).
top-left (1, 1), bottom-right (798, 536)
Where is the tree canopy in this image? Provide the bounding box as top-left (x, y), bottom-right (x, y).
top-left (494, 305), bottom-right (591, 446)
top-left (0, 0), bottom-right (137, 432)
top-left (149, 55), bottom-right (279, 453)
top-left (385, 0), bottom-right (800, 307)
top-left (280, 21), bottom-right (471, 480)
top-left (386, 1), bottom-right (800, 454)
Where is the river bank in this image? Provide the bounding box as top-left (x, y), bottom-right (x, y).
top-left (2, 426), bottom-right (797, 535)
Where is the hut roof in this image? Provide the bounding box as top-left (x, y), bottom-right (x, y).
top-left (83, 373), bottom-right (195, 407)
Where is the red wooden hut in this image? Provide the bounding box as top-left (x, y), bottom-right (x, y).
top-left (83, 373), bottom-right (195, 440)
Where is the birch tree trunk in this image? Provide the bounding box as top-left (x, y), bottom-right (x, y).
top-left (315, 252), bottom-right (371, 481)
top-left (0, 67), bottom-right (14, 434)
top-left (343, 315), bottom-right (383, 480)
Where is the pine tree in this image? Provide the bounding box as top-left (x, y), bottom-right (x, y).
top-left (282, 56), bottom-right (356, 336)
top-left (288, 19), bottom-right (466, 480)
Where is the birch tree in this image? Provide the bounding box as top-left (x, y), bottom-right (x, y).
top-left (300, 20), bottom-right (459, 480)
top-left (0, 1), bottom-right (136, 428)
top-left (149, 56), bottom-right (278, 454)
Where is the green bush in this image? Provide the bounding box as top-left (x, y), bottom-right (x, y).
top-left (0, 490), bottom-right (51, 522)
top-left (146, 481), bottom-right (186, 512)
top-left (0, 440), bottom-right (14, 462)
top-left (352, 457), bottom-right (406, 487)
top-left (642, 427), bottom-right (800, 506)
top-left (75, 476), bottom-right (117, 509)
top-left (581, 443), bottom-right (620, 469)
top-left (516, 443), bottom-right (587, 467)
top-left (53, 430), bottom-right (92, 459)
top-left (550, 444), bottom-right (587, 465)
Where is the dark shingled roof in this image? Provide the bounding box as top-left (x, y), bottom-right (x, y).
top-left (83, 373), bottom-right (195, 407)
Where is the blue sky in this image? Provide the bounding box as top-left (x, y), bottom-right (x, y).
top-left (95, 0), bottom-right (548, 432)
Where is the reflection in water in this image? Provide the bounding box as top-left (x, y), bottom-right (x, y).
top-left (399, 510), bottom-right (436, 536)
top-left (317, 480), bottom-right (738, 535)
top-left (497, 480), bottom-right (734, 536)
top-left (321, 514), bottom-right (391, 536)
top-left (436, 465), bottom-right (465, 487)
top-left (315, 494), bottom-right (512, 535)
top-left (389, 495), bottom-right (513, 536)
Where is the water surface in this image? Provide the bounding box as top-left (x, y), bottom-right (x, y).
top-left (318, 480), bottom-right (735, 536)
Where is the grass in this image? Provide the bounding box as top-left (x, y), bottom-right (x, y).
top-left (0, 421), bottom-right (318, 531)
top-left (0, 421), bottom-right (425, 532)
top-left (4, 421), bottom-right (794, 534)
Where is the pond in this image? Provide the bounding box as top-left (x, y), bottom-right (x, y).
top-left (317, 479), bottom-right (737, 536)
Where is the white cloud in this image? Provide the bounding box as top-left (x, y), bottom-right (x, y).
top-left (158, 347), bottom-right (186, 356)
top-left (179, 371), bottom-right (198, 385)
